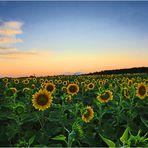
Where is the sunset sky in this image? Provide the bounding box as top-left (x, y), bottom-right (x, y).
top-left (0, 1), bottom-right (148, 77)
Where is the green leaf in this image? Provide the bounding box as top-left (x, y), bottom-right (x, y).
top-left (99, 134), bottom-right (115, 147)
top-left (28, 135), bottom-right (35, 146)
top-left (141, 117), bottom-right (148, 128)
top-left (120, 126), bottom-right (129, 145)
top-left (51, 134), bottom-right (66, 141)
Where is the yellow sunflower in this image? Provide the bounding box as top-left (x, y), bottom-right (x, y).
top-left (63, 81), bottom-right (68, 86)
top-left (67, 83), bottom-right (79, 95)
top-left (14, 79), bottom-right (19, 84)
top-left (32, 89), bottom-right (52, 111)
top-left (86, 82), bottom-right (95, 90)
top-left (82, 106), bottom-right (94, 123)
top-left (65, 95), bottom-right (72, 102)
top-left (45, 83), bottom-right (56, 93)
top-left (122, 88), bottom-right (130, 99)
top-left (136, 83), bottom-right (147, 100)
top-left (97, 90), bottom-right (113, 103)
top-left (2, 78), bottom-right (8, 83)
top-left (23, 79), bottom-right (29, 85)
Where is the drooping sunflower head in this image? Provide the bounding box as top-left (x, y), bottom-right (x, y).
top-left (32, 89), bottom-right (52, 111)
top-left (4, 87), bottom-right (17, 97)
top-left (67, 83), bottom-right (79, 95)
top-left (82, 106), bottom-right (94, 123)
top-left (97, 90), bottom-right (113, 103)
top-left (86, 83), bottom-right (95, 90)
top-left (136, 83), bottom-right (147, 100)
top-left (45, 83), bottom-right (55, 93)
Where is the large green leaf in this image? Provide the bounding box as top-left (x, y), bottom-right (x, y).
top-left (99, 134), bottom-right (115, 147)
top-left (120, 126), bottom-right (129, 145)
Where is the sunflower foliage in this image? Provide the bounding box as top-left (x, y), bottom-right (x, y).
top-left (0, 73), bottom-right (148, 147)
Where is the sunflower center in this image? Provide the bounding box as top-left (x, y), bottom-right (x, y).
top-left (84, 109), bottom-right (91, 118)
top-left (46, 85), bottom-right (54, 92)
top-left (89, 84), bottom-right (93, 88)
top-left (138, 86), bottom-right (146, 96)
top-left (37, 94), bottom-right (48, 106)
top-left (69, 85), bottom-right (77, 93)
top-left (100, 92), bottom-right (110, 100)
top-left (16, 106), bottom-right (24, 114)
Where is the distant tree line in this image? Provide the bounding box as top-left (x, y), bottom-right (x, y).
top-left (85, 67), bottom-right (148, 75)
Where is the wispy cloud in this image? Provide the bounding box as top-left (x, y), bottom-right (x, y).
top-left (0, 37), bottom-right (23, 45)
top-left (0, 21), bottom-right (23, 46)
top-left (0, 20), bottom-right (38, 58)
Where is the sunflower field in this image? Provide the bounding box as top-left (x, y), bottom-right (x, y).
top-left (0, 73), bottom-right (148, 147)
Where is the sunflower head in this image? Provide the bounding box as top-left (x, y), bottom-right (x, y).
top-left (32, 89), bottom-right (52, 111)
top-left (2, 78), bottom-right (8, 83)
top-left (122, 88), bottom-right (130, 99)
top-left (97, 90), bottom-right (113, 103)
top-left (14, 79), bottom-right (19, 84)
top-left (128, 79), bottom-right (133, 87)
top-left (23, 79), bottom-right (29, 85)
top-left (82, 106), bottom-right (94, 123)
top-left (4, 87), bottom-right (17, 97)
top-left (67, 83), bottom-right (79, 95)
top-left (65, 95), bottom-right (72, 102)
top-left (45, 83), bottom-right (55, 93)
top-left (86, 83), bottom-right (95, 90)
top-left (136, 83), bottom-right (147, 100)
top-left (13, 103), bottom-right (26, 115)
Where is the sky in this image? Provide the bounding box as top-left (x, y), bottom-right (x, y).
top-left (0, 1), bottom-right (148, 77)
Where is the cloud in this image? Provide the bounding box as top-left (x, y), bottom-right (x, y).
top-left (0, 20), bottom-right (23, 46)
top-left (0, 29), bottom-right (22, 36)
top-left (0, 37), bottom-right (23, 44)
top-left (5, 21), bottom-right (23, 29)
top-left (0, 47), bottom-right (17, 52)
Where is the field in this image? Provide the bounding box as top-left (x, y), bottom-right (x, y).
top-left (0, 73), bottom-right (148, 147)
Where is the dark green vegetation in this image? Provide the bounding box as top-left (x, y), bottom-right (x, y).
top-left (0, 73), bottom-right (148, 147)
top-left (86, 67), bottom-right (148, 75)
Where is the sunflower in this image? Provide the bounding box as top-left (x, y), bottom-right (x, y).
top-left (2, 78), bottom-right (8, 83)
top-left (128, 79), bottom-right (133, 87)
top-left (58, 80), bottom-right (62, 84)
top-left (136, 83), bottom-right (147, 100)
top-left (67, 83), bottom-right (79, 95)
top-left (49, 80), bottom-right (53, 84)
top-left (63, 81), bottom-right (68, 86)
top-left (86, 82), bottom-right (95, 90)
top-left (97, 90), bottom-right (113, 103)
top-left (23, 79), bottom-right (29, 85)
top-left (65, 95), bottom-right (72, 102)
top-left (82, 106), bottom-right (94, 123)
top-left (122, 88), bottom-right (130, 99)
top-left (45, 83), bottom-right (55, 93)
top-left (32, 84), bottom-right (35, 89)
top-left (14, 79), bottom-right (19, 84)
top-left (39, 78), bottom-right (44, 83)
top-left (13, 103), bottom-right (25, 115)
top-left (32, 89), bottom-right (52, 111)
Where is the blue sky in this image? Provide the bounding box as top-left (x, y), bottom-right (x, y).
top-left (0, 1), bottom-right (148, 77)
